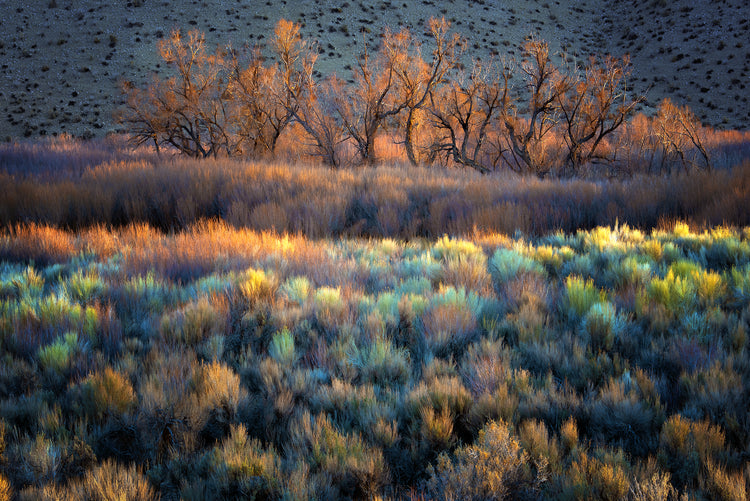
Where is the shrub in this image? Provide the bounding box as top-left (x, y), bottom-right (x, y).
top-left (432, 236), bottom-right (485, 262)
top-left (426, 420), bottom-right (536, 499)
top-left (189, 361), bottom-right (245, 427)
top-left (585, 379), bottom-right (663, 458)
top-left (289, 412), bottom-right (388, 498)
top-left (66, 269), bottom-right (106, 304)
top-left (566, 450), bottom-right (630, 501)
top-left (406, 376), bottom-right (472, 439)
top-left (703, 459), bottom-right (747, 501)
top-left (351, 336), bottom-right (411, 386)
top-left (2, 266), bottom-right (44, 299)
top-left (160, 296), bottom-right (226, 346)
top-left (280, 276), bottom-right (311, 306)
top-left (519, 419), bottom-right (561, 471)
top-left (313, 286), bottom-right (346, 333)
top-left (647, 270), bottom-right (696, 316)
top-left (489, 248), bottom-right (545, 286)
top-left (560, 417), bottom-right (579, 455)
top-left (269, 327), bottom-right (297, 366)
top-left (0, 474), bottom-right (10, 501)
top-left (196, 423), bottom-right (282, 499)
top-left (459, 339), bottom-right (510, 396)
top-left (77, 368), bottom-right (136, 420)
top-left (422, 286), bottom-right (481, 355)
top-left (582, 301), bottom-right (625, 352)
top-left (629, 471), bottom-right (677, 501)
top-left (658, 414), bottom-right (725, 487)
top-left (310, 379), bottom-right (397, 435)
top-left (565, 276), bottom-right (606, 319)
top-left (239, 268), bottom-right (277, 306)
top-left (37, 331), bottom-right (78, 373)
top-left (442, 255), bottom-right (492, 295)
top-left (73, 459), bottom-right (157, 500)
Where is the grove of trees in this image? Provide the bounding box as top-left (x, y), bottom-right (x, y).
top-left (119, 18), bottom-right (710, 177)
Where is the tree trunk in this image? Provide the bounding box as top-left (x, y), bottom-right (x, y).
top-left (404, 109), bottom-right (418, 166)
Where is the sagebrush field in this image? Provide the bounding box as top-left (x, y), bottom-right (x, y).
top-left (0, 137), bottom-right (749, 499)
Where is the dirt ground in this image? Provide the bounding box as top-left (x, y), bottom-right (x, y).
top-left (1, 0), bottom-right (748, 141)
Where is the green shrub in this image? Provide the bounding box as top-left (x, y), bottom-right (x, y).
top-left (583, 301), bottom-right (625, 351)
top-left (565, 276), bottom-right (606, 319)
top-left (269, 327), bottom-right (297, 366)
top-left (280, 276), bottom-right (311, 306)
top-left (352, 336), bottom-right (411, 386)
top-left (66, 269), bottom-right (106, 304)
top-left (2, 266), bottom-right (44, 299)
top-left (647, 270), bottom-right (696, 315)
top-left (432, 236), bottom-right (485, 262)
top-left (193, 423), bottom-right (282, 499)
top-left (313, 286), bottom-right (346, 332)
top-left (37, 331), bottom-right (78, 373)
top-left (489, 248), bottom-right (545, 286)
top-left (239, 268), bottom-right (277, 306)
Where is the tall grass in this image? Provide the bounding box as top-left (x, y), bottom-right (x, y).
top-left (1, 137), bottom-right (750, 237)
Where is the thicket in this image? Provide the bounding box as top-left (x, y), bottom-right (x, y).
top-left (1, 137), bottom-right (749, 237)
top-left (0, 222), bottom-right (748, 498)
top-left (118, 19), bottom-right (714, 177)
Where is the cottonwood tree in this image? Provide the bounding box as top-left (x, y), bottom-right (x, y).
top-left (652, 98), bottom-right (711, 173)
top-left (556, 54), bottom-right (641, 173)
top-left (119, 30), bottom-right (241, 158)
top-left (331, 38), bottom-right (409, 165)
top-left (501, 39), bottom-right (569, 178)
top-left (229, 48), bottom-right (288, 156)
top-left (388, 18), bottom-right (462, 166)
top-left (272, 20), bottom-right (345, 167)
top-left (426, 60), bottom-right (505, 173)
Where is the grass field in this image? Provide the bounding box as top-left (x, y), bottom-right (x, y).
top-left (0, 138), bottom-right (749, 499)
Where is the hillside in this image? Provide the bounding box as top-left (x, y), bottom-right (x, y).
top-left (1, 0), bottom-right (748, 141)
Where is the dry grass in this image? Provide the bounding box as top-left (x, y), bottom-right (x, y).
top-left (1, 136), bottom-right (749, 240)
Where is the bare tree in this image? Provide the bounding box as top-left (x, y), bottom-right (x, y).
top-left (271, 20), bottom-right (345, 167)
top-left (426, 60), bottom-right (505, 173)
top-left (118, 78), bottom-right (169, 155)
top-left (331, 38), bottom-right (408, 165)
top-left (652, 98), bottom-right (711, 173)
top-left (229, 48), bottom-right (288, 156)
top-left (556, 55), bottom-right (641, 173)
top-left (119, 30), bottom-right (240, 158)
top-left (500, 39), bottom-right (569, 178)
top-left (388, 18), bottom-right (462, 166)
